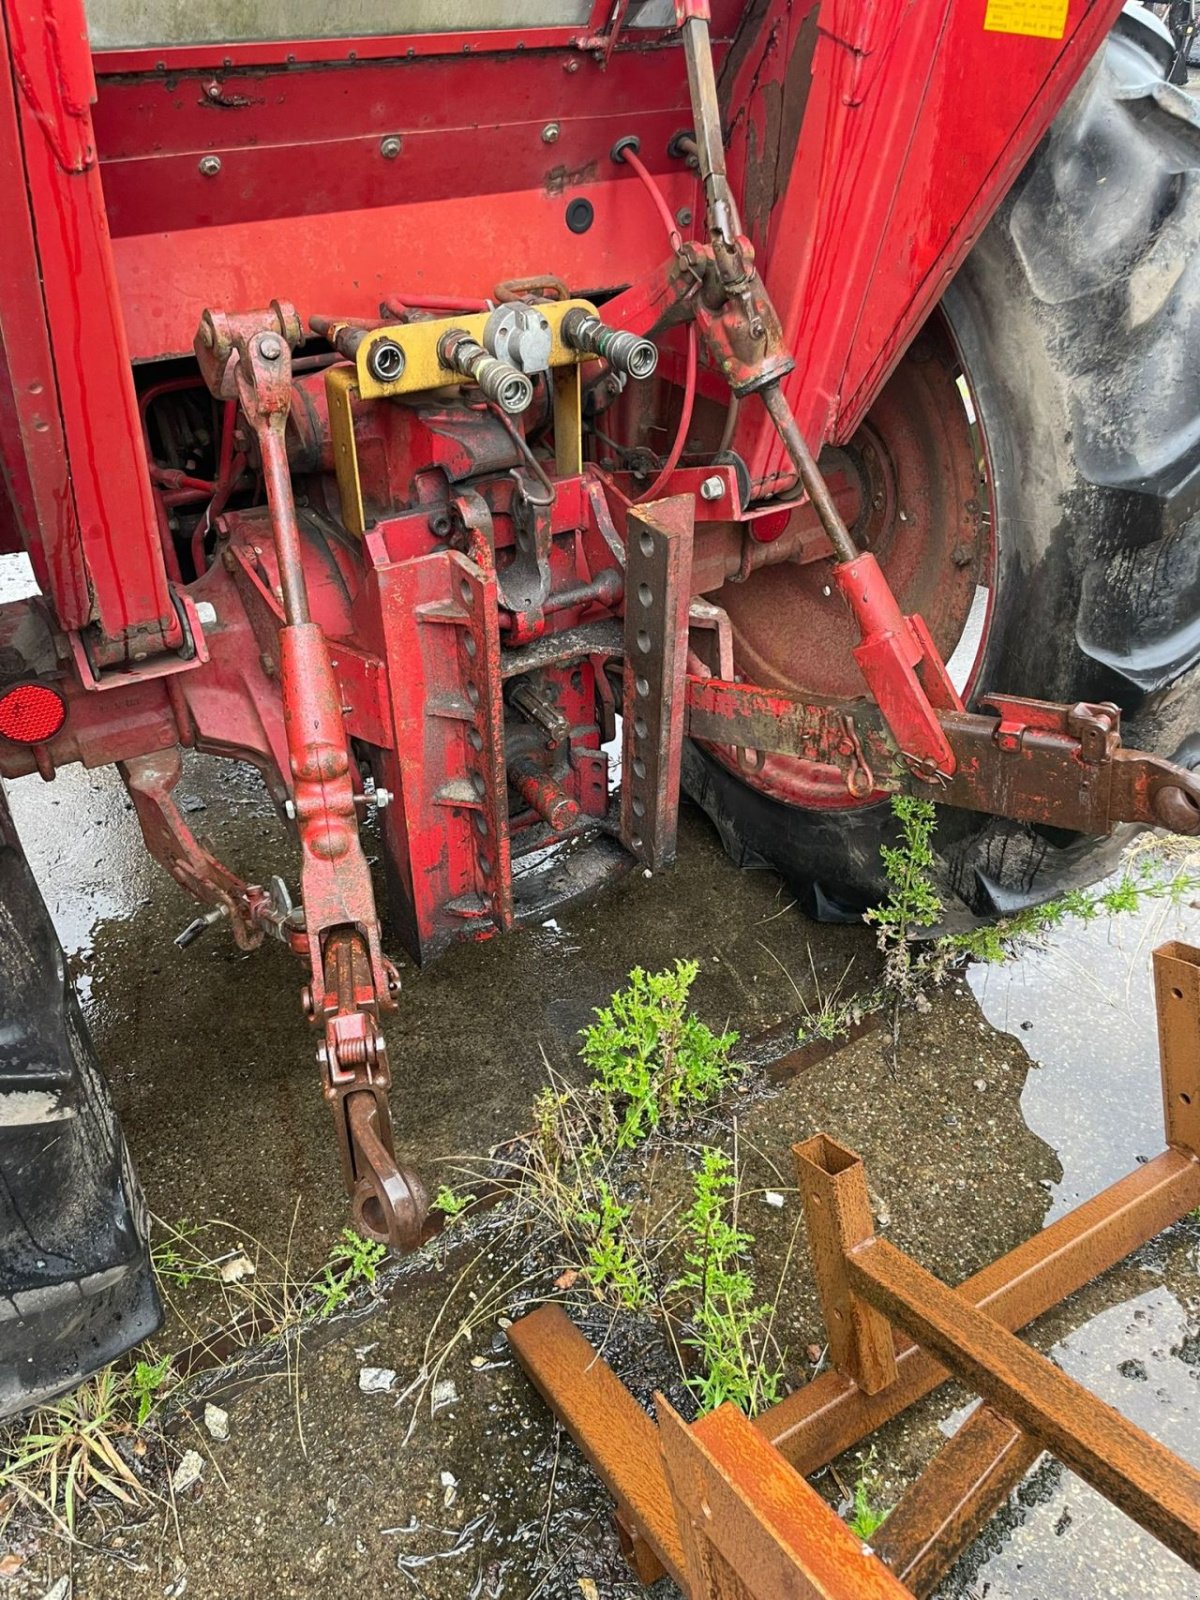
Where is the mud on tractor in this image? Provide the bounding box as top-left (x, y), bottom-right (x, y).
top-left (2, 0), bottom-right (1200, 1413)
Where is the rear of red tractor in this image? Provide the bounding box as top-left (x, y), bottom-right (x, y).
top-left (4, 0), bottom-right (1200, 1410)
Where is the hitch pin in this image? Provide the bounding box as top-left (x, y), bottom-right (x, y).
top-left (175, 904), bottom-right (229, 950)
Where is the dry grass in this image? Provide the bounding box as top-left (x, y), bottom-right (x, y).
top-left (0, 1367), bottom-right (150, 1538)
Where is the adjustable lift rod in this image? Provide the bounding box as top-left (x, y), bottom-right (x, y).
top-left (678, 5), bottom-right (860, 565)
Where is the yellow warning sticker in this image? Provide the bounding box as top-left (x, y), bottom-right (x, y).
top-left (983, 0), bottom-right (1069, 40)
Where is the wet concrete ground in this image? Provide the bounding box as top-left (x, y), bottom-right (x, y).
top-left (2, 543), bottom-right (1200, 1596)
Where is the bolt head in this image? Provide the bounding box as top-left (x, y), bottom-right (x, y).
top-left (675, 206), bottom-right (693, 227)
top-left (541, 122), bottom-right (561, 143)
top-left (379, 135), bottom-right (402, 160)
top-left (198, 155), bottom-right (222, 177)
top-left (284, 798), bottom-right (296, 819)
top-left (259, 335), bottom-right (282, 360)
top-left (194, 600), bottom-right (218, 627)
top-left (700, 474), bottom-right (725, 501)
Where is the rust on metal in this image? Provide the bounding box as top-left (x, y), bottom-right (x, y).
top-left (506, 1304), bottom-right (687, 1589)
top-left (683, 674), bottom-right (1200, 834)
top-left (847, 1236), bottom-right (1200, 1569)
top-left (794, 1132), bottom-right (898, 1395)
top-left (1154, 940), bottom-right (1200, 1155)
top-left (660, 1397), bottom-right (912, 1599)
top-left (870, 1404), bottom-right (1040, 1598)
top-left (764, 1143), bottom-right (1200, 1473)
top-left (119, 747), bottom-right (267, 950)
top-left (936, 697), bottom-right (1200, 836)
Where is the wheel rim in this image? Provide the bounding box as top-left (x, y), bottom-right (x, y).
top-left (705, 312), bottom-right (995, 809)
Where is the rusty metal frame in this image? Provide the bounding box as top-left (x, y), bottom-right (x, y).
top-left (508, 940), bottom-right (1200, 1597)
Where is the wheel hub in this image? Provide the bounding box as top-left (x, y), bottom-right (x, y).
top-left (706, 316), bottom-right (992, 808)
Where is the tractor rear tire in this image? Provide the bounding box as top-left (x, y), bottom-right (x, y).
top-left (686, 7), bottom-right (1200, 922)
top-left (0, 782), bottom-right (160, 1418)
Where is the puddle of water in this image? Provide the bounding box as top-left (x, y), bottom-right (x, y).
top-left (0, 549), bottom-right (37, 603)
top-left (940, 1286), bottom-right (1200, 1599)
top-left (949, 856), bottom-right (1200, 1596)
top-left (2, 550), bottom-right (160, 955)
top-left (4, 766), bottom-right (157, 959)
top-left (968, 860), bottom-right (1200, 1220)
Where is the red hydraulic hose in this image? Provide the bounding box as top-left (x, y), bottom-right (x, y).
top-left (619, 146), bottom-right (682, 247)
top-left (637, 323), bottom-right (697, 504)
top-left (381, 292), bottom-right (491, 318)
top-left (613, 144), bottom-right (692, 502)
top-left (150, 465), bottom-right (216, 494)
top-left (151, 487), bottom-right (184, 586)
top-left (216, 399), bottom-right (236, 487)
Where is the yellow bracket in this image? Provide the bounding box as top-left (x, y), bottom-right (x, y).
top-left (324, 299), bottom-right (597, 537)
top-left (326, 365), bottom-right (367, 538)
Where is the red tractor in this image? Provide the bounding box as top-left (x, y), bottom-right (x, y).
top-left (2, 0), bottom-right (1199, 1412)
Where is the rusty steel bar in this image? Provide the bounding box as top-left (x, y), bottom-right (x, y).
top-left (794, 1133), bottom-right (898, 1396)
top-left (660, 1397), bottom-right (912, 1600)
top-left (620, 496), bottom-right (694, 871)
top-left (506, 1305), bottom-right (687, 1590)
top-left (511, 1145), bottom-right (1200, 1594)
top-left (764, 1143), bottom-right (1200, 1472)
top-left (1154, 940), bottom-right (1200, 1153)
top-left (846, 1236), bottom-right (1200, 1569)
top-left (870, 1404), bottom-right (1041, 1596)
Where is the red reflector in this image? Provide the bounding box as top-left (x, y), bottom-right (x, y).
top-left (0, 682), bottom-right (67, 745)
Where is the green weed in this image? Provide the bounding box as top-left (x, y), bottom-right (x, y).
top-left (312, 1228), bottom-right (387, 1318)
top-left (129, 1352), bottom-right (175, 1427)
top-left (866, 796), bottom-right (1200, 999)
top-left (864, 796), bottom-right (946, 999)
top-left (533, 1084), bottom-right (576, 1165)
top-left (846, 1447), bottom-right (889, 1540)
top-left (151, 1218), bottom-right (220, 1288)
top-left (669, 1147), bottom-right (782, 1416)
top-left (581, 960), bottom-right (739, 1149)
top-left (793, 951), bottom-right (884, 1048)
top-left (576, 1179), bottom-right (651, 1310)
top-left (431, 1185), bottom-right (476, 1223)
